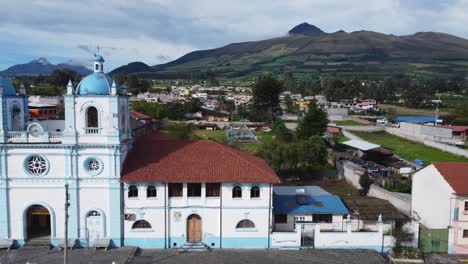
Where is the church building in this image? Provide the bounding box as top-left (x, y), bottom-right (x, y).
top-left (0, 55), bottom-right (280, 249)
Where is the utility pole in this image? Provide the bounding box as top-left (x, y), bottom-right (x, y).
top-left (64, 184), bottom-right (70, 264)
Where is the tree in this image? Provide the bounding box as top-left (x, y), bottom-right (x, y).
top-left (49, 69), bottom-right (77, 87)
top-left (283, 95), bottom-right (299, 114)
top-left (252, 76), bottom-right (283, 122)
top-left (296, 101), bottom-right (328, 140)
top-left (451, 105), bottom-right (468, 125)
top-left (271, 120), bottom-right (293, 142)
top-left (166, 122), bottom-right (194, 140)
top-left (359, 171), bottom-right (373, 195)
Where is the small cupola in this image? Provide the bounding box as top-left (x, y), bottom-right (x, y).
top-left (93, 54), bottom-right (105, 73)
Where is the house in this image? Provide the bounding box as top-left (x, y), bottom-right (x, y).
top-left (412, 162), bottom-right (468, 253)
top-left (121, 133), bottom-right (280, 249)
top-left (273, 186), bottom-right (348, 232)
top-left (130, 111), bottom-right (157, 137)
top-left (441, 126), bottom-right (468, 140)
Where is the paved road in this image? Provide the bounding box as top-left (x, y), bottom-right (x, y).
top-left (131, 249), bottom-right (387, 264)
top-left (0, 248), bottom-right (388, 264)
top-left (0, 247), bottom-right (136, 264)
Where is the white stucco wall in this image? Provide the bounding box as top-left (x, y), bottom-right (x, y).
top-left (412, 164), bottom-right (455, 228)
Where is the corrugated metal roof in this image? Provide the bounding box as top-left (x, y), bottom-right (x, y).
top-left (343, 139), bottom-right (381, 151)
top-left (394, 116), bottom-right (436, 123)
top-left (273, 186), bottom-right (331, 196)
top-left (273, 194), bottom-right (349, 214)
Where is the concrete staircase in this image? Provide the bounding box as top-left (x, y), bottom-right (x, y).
top-left (178, 242), bottom-right (211, 253)
top-left (24, 238), bottom-right (53, 249)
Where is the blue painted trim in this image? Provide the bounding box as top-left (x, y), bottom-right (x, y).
top-left (125, 238), bottom-right (165, 248)
top-left (108, 181), bottom-right (122, 246)
top-left (67, 180), bottom-right (79, 239)
top-left (221, 237), bottom-right (269, 248)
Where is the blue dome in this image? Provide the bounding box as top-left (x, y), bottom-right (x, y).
top-left (76, 72), bottom-right (119, 95)
top-left (94, 55), bottom-right (104, 62)
top-left (0, 76), bottom-right (17, 96)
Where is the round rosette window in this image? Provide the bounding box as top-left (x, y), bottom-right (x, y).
top-left (85, 158), bottom-right (103, 176)
top-left (25, 155), bottom-right (49, 176)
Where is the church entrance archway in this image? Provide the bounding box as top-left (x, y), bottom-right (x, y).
top-left (26, 205), bottom-right (51, 240)
top-left (187, 214), bottom-right (202, 243)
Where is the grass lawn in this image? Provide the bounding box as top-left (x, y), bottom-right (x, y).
top-left (191, 129), bottom-right (272, 155)
top-left (331, 120), bottom-right (363, 126)
top-left (353, 131), bottom-right (468, 164)
top-left (335, 133), bottom-right (349, 144)
top-left (379, 104), bottom-right (449, 116)
top-left (192, 129), bottom-right (227, 144)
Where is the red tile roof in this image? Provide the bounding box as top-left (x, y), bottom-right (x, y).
top-left (441, 126), bottom-right (468, 133)
top-left (433, 162), bottom-right (468, 194)
top-left (122, 133), bottom-right (280, 183)
top-left (130, 111), bottom-right (152, 120)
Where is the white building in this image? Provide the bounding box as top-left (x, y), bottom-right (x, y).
top-left (0, 55), bottom-right (131, 248)
top-left (412, 162), bottom-right (468, 254)
top-left (0, 55), bottom-right (281, 249)
top-left (121, 135), bottom-right (280, 248)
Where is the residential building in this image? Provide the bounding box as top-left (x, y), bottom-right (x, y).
top-left (121, 134), bottom-right (280, 248)
top-left (272, 186), bottom-right (348, 232)
top-left (412, 162), bottom-right (468, 253)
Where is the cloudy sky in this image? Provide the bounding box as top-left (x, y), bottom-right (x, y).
top-left (1, 0), bottom-right (467, 71)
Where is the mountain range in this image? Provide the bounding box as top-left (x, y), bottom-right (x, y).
top-left (111, 23), bottom-right (468, 79)
top-left (1, 58), bottom-right (92, 77)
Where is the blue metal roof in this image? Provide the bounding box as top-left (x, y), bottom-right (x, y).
top-left (0, 76), bottom-right (17, 96)
top-left (394, 116), bottom-right (436, 123)
top-left (273, 194), bottom-right (349, 214)
top-left (76, 72), bottom-right (118, 95)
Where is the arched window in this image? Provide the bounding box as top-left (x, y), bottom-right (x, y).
top-left (128, 185), bottom-right (138, 198)
top-left (147, 186), bottom-right (157, 198)
top-left (86, 106), bottom-right (99, 128)
top-left (12, 106), bottom-right (21, 131)
top-left (232, 186), bottom-right (242, 198)
top-left (236, 219), bottom-right (255, 229)
top-left (132, 220), bottom-right (152, 229)
top-left (88, 210), bottom-right (101, 217)
top-left (250, 186), bottom-right (260, 198)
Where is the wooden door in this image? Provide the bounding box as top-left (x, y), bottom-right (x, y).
top-left (187, 215), bottom-right (202, 242)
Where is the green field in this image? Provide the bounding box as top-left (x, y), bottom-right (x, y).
top-left (332, 120), bottom-right (363, 126)
top-left (191, 129), bottom-right (271, 155)
top-left (353, 131), bottom-right (468, 164)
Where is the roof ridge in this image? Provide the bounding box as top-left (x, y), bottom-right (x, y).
top-left (211, 141), bottom-right (279, 182)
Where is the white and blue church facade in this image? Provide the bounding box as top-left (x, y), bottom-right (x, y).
top-left (0, 55), bottom-right (280, 249)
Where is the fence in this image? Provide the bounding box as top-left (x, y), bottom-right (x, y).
top-left (271, 218), bottom-right (394, 252)
top-left (339, 160), bottom-right (411, 216)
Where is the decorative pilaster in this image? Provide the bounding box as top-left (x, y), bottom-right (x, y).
top-left (109, 146), bottom-right (123, 245)
top-left (66, 147), bottom-right (79, 239)
top-left (0, 146), bottom-right (9, 238)
top-left (63, 87), bottom-right (77, 144)
top-left (0, 97), bottom-right (7, 143)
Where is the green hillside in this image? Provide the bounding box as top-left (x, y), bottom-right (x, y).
top-left (111, 23), bottom-right (468, 80)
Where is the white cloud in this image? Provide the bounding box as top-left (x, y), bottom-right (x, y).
top-left (0, 0), bottom-right (467, 70)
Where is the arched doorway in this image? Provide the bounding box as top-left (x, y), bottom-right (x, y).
top-left (86, 210), bottom-right (103, 247)
top-left (26, 205), bottom-right (51, 240)
top-left (187, 214), bottom-right (202, 243)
